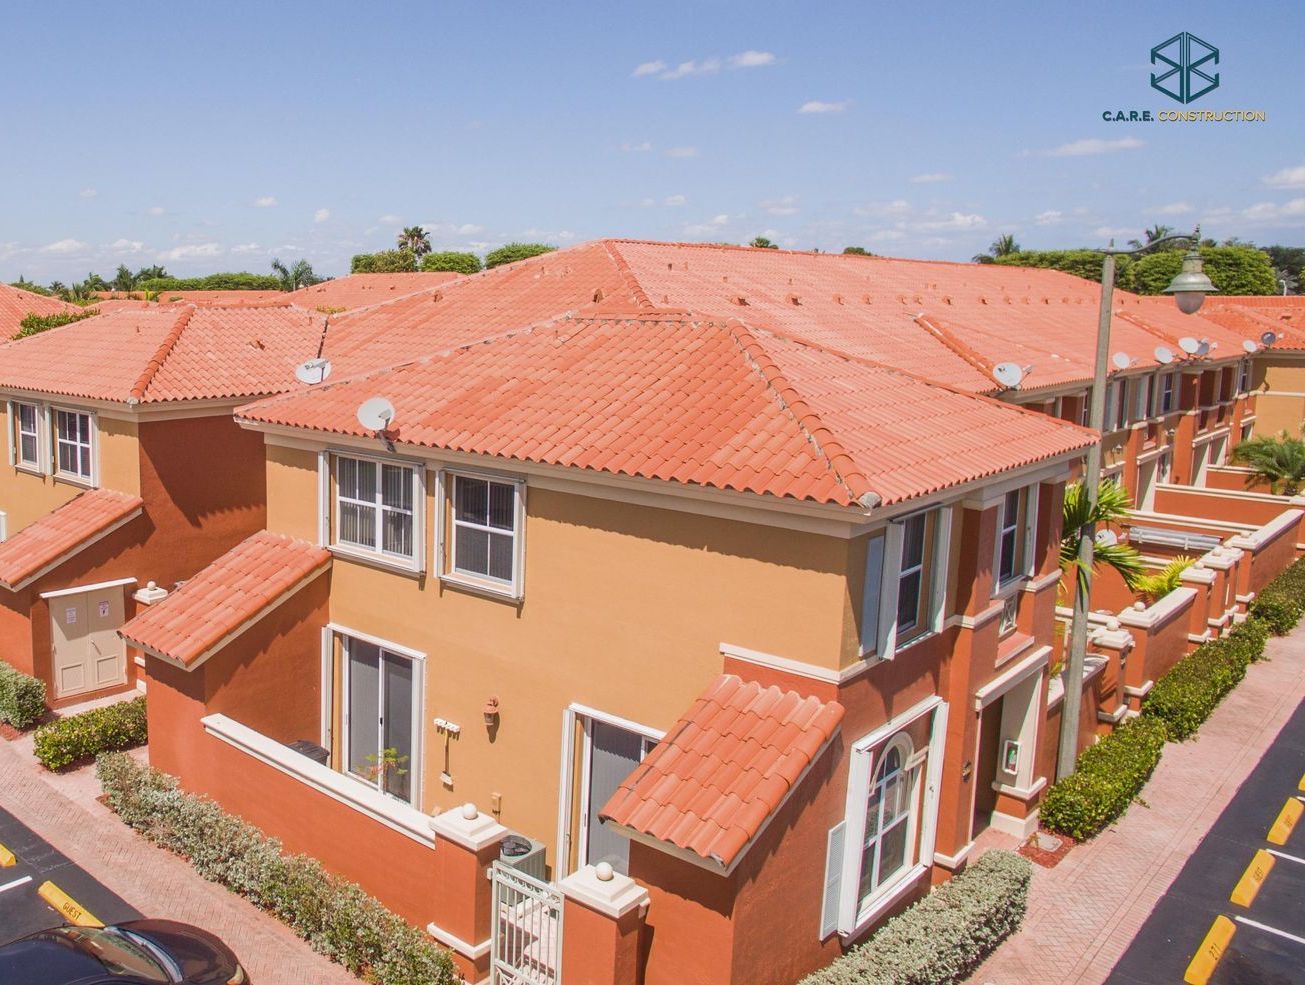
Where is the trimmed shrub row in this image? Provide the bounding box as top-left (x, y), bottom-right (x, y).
top-left (798, 850), bottom-right (1032, 985)
top-left (1040, 717), bottom-right (1169, 840)
top-left (0, 661), bottom-right (47, 728)
top-left (96, 753), bottom-right (459, 985)
top-left (1142, 620), bottom-right (1267, 741)
top-left (1251, 555), bottom-right (1305, 633)
top-left (34, 697), bottom-right (147, 770)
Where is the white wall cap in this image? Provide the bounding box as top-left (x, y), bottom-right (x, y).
top-left (1117, 587), bottom-right (1197, 629)
top-left (558, 863), bottom-right (650, 919)
top-left (428, 803), bottom-right (508, 851)
top-left (1179, 566), bottom-right (1217, 585)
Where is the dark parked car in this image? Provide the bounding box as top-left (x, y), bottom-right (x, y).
top-left (0, 920), bottom-right (247, 984)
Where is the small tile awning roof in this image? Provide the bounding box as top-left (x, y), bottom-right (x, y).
top-left (0, 302), bottom-right (327, 404)
top-left (291, 272), bottom-right (462, 312)
top-left (240, 311), bottom-right (1095, 507)
top-left (119, 530), bottom-right (330, 669)
top-left (600, 674), bottom-right (844, 870)
top-left (0, 490), bottom-right (143, 591)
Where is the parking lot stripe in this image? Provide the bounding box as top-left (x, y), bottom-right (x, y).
top-left (0, 875), bottom-right (33, 893)
top-left (1230, 849), bottom-right (1275, 907)
top-left (1267, 847), bottom-right (1305, 866)
top-left (1184, 915), bottom-right (1236, 985)
top-left (37, 880), bottom-right (104, 928)
top-left (1234, 915), bottom-right (1305, 947)
top-left (1267, 798), bottom-right (1303, 845)
top-left (0, 842), bottom-right (14, 867)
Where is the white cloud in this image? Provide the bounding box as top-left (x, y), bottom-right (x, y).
top-left (1153, 201), bottom-right (1193, 216)
top-left (313, 208), bottom-right (331, 223)
top-left (79, 187), bottom-right (98, 199)
top-left (1264, 165), bottom-right (1305, 189)
top-left (853, 199), bottom-right (912, 218)
top-left (457, 223), bottom-right (484, 235)
top-left (230, 243), bottom-right (263, 255)
top-left (1034, 210), bottom-right (1064, 226)
top-left (146, 205), bottom-right (165, 216)
top-left (909, 173), bottom-right (952, 184)
top-left (664, 194), bottom-right (687, 207)
top-left (1236, 198), bottom-right (1305, 225)
top-left (39, 238), bottom-right (88, 254)
top-left (728, 50), bottom-right (776, 68)
top-left (684, 214), bottom-right (732, 235)
top-left (157, 242), bottom-right (223, 261)
top-left (664, 146), bottom-right (699, 158)
top-left (1039, 137), bottom-right (1144, 157)
top-left (868, 229), bottom-right (907, 242)
top-left (661, 58), bottom-right (722, 80)
top-left (631, 60), bottom-right (667, 78)
top-left (377, 214), bottom-right (401, 224)
top-left (917, 211), bottom-right (986, 231)
top-left (1094, 226), bottom-right (1142, 239)
top-left (105, 238), bottom-right (146, 254)
top-left (760, 196), bottom-right (799, 216)
top-left (619, 141), bottom-right (653, 153)
top-left (799, 100), bottom-right (850, 114)
top-left (253, 195), bottom-right (278, 208)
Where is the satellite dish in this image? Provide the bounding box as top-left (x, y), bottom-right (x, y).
top-left (357, 397), bottom-right (396, 432)
top-left (1242, 339), bottom-right (1258, 353)
top-left (294, 357), bottom-right (333, 386)
top-left (1155, 345), bottom-right (1175, 364)
top-left (1178, 336), bottom-right (1201, 355)
top-left (1094, 529), bottom-right (1119, 547)
top-left (1196, 339), bottom-right (1211, 356)
top-left (1111, 352), bottom-right (1132, 371)
top-left (1261, 330), bottom-right (1279, 346)
top-left (992, 361), bottom-right (1025, 389)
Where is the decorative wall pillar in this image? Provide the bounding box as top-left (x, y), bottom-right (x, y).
top-left (558, 862), bottom-right (651, 985)
top-left (427, 803), bottom-right (508, 982)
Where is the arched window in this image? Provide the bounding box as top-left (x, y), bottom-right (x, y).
top-left (857, 734), bottom-right (921, 907)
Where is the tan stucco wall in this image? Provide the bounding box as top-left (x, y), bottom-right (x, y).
top-left (0, 404), bottom-right (139, 535)
top-left (1253, 356), bottom-right (1305, 437)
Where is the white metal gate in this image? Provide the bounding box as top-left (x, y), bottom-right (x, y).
top-left (490, 860), bottom-right (563, 985)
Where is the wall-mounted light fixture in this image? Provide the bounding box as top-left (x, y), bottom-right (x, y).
top-left (483, 696), bottom-right (501, 726)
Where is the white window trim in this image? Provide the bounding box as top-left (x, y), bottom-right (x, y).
top-left (1158, 372), bottom-right (1177, 416)
top-left (339, 631), bottom-right (424, 810)
top-left (834, 695), bottom-right (949, 938)
top-left (9, 400), bottom-right (44, 474)
top-left (993, 485), bottom-right (1038, 596)
top-left (51, 405), bottom-right (98, 487)
top-left (437, 467), bottom-right (526, 601)
top-left (328, 450), bottom-right (426, 575)
top-left (860, 506), bottom-right (951, 661)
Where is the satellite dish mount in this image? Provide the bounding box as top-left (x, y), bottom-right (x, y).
top-left (991, 361), bottom-right (1025, 390)
top-left (357, 397), bottom-right (398, 452)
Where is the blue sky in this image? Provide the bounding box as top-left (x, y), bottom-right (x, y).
top-left (2, 1), bottom-right (1302, 281)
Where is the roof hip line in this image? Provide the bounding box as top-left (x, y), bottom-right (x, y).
top-left (912, 312), bottom-right (995, 379)
top-left (129, 305), bottom-right (196, 403)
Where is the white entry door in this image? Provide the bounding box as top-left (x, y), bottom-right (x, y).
top-left (50, 586), bottom-right (127, 698)
top-left (579, 718), bottom-right (657, 876)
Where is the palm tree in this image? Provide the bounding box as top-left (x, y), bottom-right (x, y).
top-left (111, 264), bottom-right (136, 292)
top-left (1060, 479), bottom-right (1147, 596)
top-left (1231, 432), bottom-right (1305, 495)
top-left (973, 233), bottom-right (1020, 263)
top-left (270, 258), bottom-right (320, 292)
top-left (1134, 556), bottom-right (1195, 604)
top-left (396, 226), bottom-right (432, 257)
top-left (1128, 224), bottom-right (1175, 249)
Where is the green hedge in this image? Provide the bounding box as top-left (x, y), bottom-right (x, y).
top-left (421, 251), bottom-right (482, 275)
top-left (351, 249), bottom-right (418, 273)
top-left (96, 753), bottom-right (458, 985)
top-left (1142, 620), bottom-right (1266, 741)
top-left (484, 242), bottom-right (555, 269)
top-left (14, 308), bottom-right (99, 340)
top-left (1251, 555), bottom-right (1305, 633)
top-left (0, 661), bottom-right (47, 729)
top-left (136, 273), bottom-right (281, 292)
top-left (798, 850), bottom-right (1031, 985)
top-left (1040, 717), bottom-right (1169, 840)
top-left (33, 697), bottom-right (147, 770)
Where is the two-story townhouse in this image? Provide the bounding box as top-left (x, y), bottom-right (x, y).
top-left (119, 304), bottom-right (1093, 985)
top-left (0, 301), bottom-right (324, 705)
top-left (1206, 296), bottom-right (1305, 438)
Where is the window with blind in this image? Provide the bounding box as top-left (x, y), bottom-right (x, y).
top-left (334, 455), bottom-right (418, 563)
top-left (448, 472), bottom-right (523, 593)
top-left (54, 409), bottom-right (94, 482)
top-left (13, 403), bottom-right (40, 469)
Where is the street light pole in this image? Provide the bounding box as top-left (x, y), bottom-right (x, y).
top-left (1056, 228), bottom-right (1214, 781)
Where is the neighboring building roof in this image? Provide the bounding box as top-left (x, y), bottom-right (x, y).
top-left (239, 311), bottom-right (1096, 507)
top-left (118, 530), bottom-right (330, 669)
top-left (291, 272), bottom-right (462, 312)
top-left (0, 283), bottom-right (79, 339)
top-left (0, 490), bottom-right (143, 591)
top-left (1204, 296), bottom-right (1305, 351)
top-left (0, 302), bottom-right (326, 404)
top-left (600, 674), bottom-right (844, 870)
top-left (94, 290), bottom-right (287, 305)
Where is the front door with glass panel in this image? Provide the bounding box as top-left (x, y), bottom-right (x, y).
top-left (582, 719), bottom-right (653, 875)
top-left (345, 640), bottom-right (416, 804)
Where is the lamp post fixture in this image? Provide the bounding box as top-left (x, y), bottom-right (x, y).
top-left (1056, 227), bottom-right (1216, 781)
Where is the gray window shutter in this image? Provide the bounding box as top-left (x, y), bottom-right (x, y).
top-left (820, 821), bottom-right (846, 939)
top-left (860, 537), bottom-right (884, 654)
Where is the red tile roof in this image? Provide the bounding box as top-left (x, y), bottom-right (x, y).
top-left (0, 490), bottom-right (143, 591)
top-left (1204, 296), bottom-right (1305, 351)
top-left (240, 311), bottom-right (1096, 507)
top-left (94, 290), bottom-right (287, 305)
top-left (600, 674), bottom-right (844, 869)
top-left (0, 302), bottom-right (326, 404)
top-left (118, 530), bottom-right (330, 668)
top-left (0, 284), bottom-right (80, 339)
top-left (291, 272), bottom-right (462, 312)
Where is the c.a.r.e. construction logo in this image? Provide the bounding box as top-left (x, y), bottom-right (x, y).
top-left (1101, 31), bottom-right (1265, 124)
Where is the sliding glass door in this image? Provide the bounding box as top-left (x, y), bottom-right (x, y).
top-left (345, 639), bottom-right (418, 805)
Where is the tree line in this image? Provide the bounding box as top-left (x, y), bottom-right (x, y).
top-left (350, 227), bottom-right (556, 275)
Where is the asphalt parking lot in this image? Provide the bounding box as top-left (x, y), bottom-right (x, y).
top-left (0, 804), bottom-right (140, 945)
top-left (1108, 697), bottom-right (1305, 985)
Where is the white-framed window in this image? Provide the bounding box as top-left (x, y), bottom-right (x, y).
top-left (1103, 380), bottom-right (1124, 432)
top-left (342, 635), bottom-right (421, 807)
top-left (53, 409), bottom-right (94, 482)
top-left (1157, 372), bottom-right (1177, 415)
top-left (820, 697), bottom-right (949, 940)
top-left (441, 470), bottom-right (525, 597)
top-left (1241, 420), bottom-right (1255, 443)
top-left (1134, 376), bottom-right (1153, 422)
top-left (10, 401), bottom-right (41, 471)
top-left (1238, 360), bottom-right (1251, 395)
top-left (860, 507), bottom-right (951, 660)
top-left (1079, 393), bottom-right (1090, 428)
top-left (995, 486), bottom-right (1036, 589)
top-left (332, 453), bottom-right (421, 567)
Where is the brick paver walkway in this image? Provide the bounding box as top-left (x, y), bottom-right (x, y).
top-left (973, 626), bottom-right (1305, 984)
top-left (0, 736), bottom-right (359, 985)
